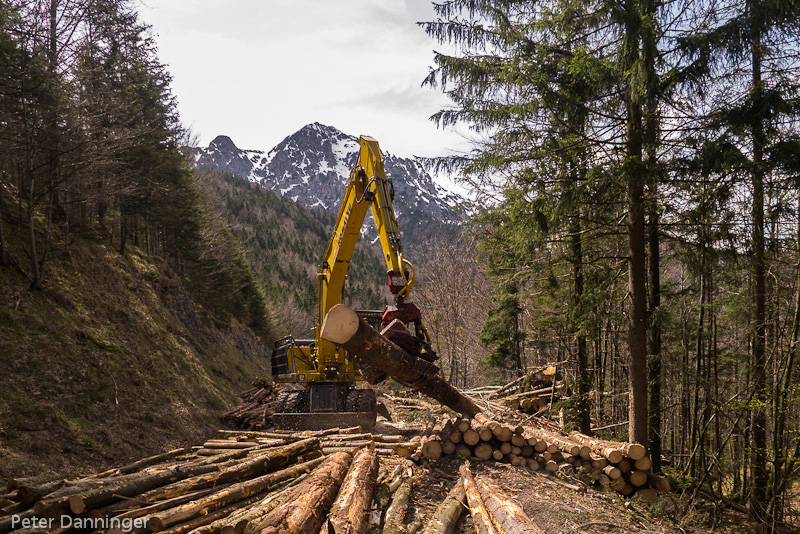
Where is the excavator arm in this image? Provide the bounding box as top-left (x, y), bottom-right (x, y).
top-left (316, 135), bottom-right (411, 332)
top-left (270, 135), bottom-right (433, 430)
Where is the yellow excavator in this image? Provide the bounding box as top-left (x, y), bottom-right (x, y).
top-left (270, 136), bottom-right (436, 431)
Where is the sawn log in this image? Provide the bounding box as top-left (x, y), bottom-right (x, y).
top-left (321, 304), bottom-right (480, 417)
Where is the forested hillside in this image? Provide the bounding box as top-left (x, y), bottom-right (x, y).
top-left (421, 0), bottom-right (800, 528)
top-left (0, 1), bottom-right (275, 476)
top-left (196, 168), bottom-right (389, 333)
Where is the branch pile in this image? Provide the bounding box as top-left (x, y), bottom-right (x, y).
top-left (220, 379), bottom-right (283, 430)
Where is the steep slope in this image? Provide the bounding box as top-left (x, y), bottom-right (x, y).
top-left (193, 123), bottom-right (464, 244)
top-left (0, 237), bottom-right (270, 480)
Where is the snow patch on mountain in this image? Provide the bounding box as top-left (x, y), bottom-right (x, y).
top-left (193, 123), bottom-right (465, 242)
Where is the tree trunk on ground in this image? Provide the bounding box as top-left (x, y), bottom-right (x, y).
top-left (246, 452), bottom-right (352, 534)
top-left (321, 304), bottom-right (481, 417)
top-left (146, 457), bottom-right (326, 532)
top-left (476, 475), bottom-right (544, 534)
top-left (325, 448), bottom-right (379, 534)
top-left (382, 478), bottom-right (413, 534)
top-left (421, 480), bottom-right (466, 534)
top-left (458, 463), bottom-right (496, 534)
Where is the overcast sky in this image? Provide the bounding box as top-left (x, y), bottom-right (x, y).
top-left (137, 0), bottom-right (469, 162)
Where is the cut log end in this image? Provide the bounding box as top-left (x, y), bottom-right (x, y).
top-left (320, 304), bottom-right (361, 345)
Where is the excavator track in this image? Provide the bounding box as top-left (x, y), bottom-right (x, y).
top-left (345, 389), bottom-right (377, 413)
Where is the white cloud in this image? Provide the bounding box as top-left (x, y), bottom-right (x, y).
top-left (138, 0), bottom-right (468, 160)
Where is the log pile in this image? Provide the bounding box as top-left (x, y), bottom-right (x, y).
top-left (0, 437), bottom-right (323, 534)
top-left (1, 417), bottom-right (673, 534)
top-left (490, 366), bottom-right (565, 415)
top-left (406, 413), bottom-right (669, 502)
top-left (0, 431), bottom-right (420, 534)
top-left (220, 379), bottom-right (283, 430)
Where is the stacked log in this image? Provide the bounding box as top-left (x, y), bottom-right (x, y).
top-left (0, 438), bottom-right (329, 534)
top-left (495, 383), bottom-right (565, 414)
top-left (220, 379), bottom-right (282, 430)
top-left (405, 413), bottom-right (667, 502)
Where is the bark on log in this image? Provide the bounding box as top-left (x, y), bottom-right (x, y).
top-left (321, 304), bottom-right (481, 417)
top-left (69, 439), bottom-right (319, 514)
top-left (112, 488), bottom-right (219, 520)
top-left (155, 490), bottom-right (270, 534)
top-left (567, 432), bottom-right (646, 461)
top-left (34, 465), bottom-right (220, 516)
top-left (245, 452), bottom-right (352, 534)
top-left (198, 474), bottom-right (308, 534)
top-left (325, 448), bottom-right (379, 534)
top-left (382, 479), bottom-right (412, 534)
top-left (475, 476), bottom-right (545, 534)
top-left (459, 463), bottom-right (496, 534)
top-left (373, 465), bottom-right (405, 511)
top-left (146, 457), bottom-right (325, 531)
top-left (115, 448), bottom-right (197, 475)
top-left (420, 480), bottom-right (466, 534)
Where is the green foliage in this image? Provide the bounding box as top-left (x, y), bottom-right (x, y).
top-left (479, 280), bottom-right (525, 373)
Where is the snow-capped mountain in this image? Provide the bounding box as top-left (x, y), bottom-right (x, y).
top-left (193, 123), bottom-right (464, 240)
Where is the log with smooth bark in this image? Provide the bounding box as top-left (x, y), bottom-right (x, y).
top-left (420, 479), bottom-right (466, 534)
top-left (245, 452), bottom-right (352, 534)
top-left (458, 463), bottom-right (496, 534)
top-left (320, 304), bottom-right (481, 417)
top-left (325, 448), bottom-right (379, 534)
top-left (475, 475), bottom-right (545, 534)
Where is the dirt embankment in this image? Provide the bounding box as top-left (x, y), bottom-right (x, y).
top-left (0, 238), bottom-right (270, 480)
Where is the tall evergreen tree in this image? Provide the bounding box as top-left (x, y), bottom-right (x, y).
top-left (678, 0), bottom-right (800, 523)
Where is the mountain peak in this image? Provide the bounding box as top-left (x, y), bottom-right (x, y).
top-left (209, 135), bottom-right (239, 153)
top-left (193, 125), bottom-right (465, 239)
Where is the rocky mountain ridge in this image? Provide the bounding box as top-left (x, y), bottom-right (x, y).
top-left (192, 123), bottom-right (464, 243)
